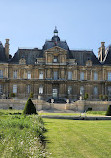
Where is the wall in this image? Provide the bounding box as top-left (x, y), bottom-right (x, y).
top-left (0, 99), bottom-right (110, 112)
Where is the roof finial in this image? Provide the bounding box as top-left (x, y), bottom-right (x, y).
top-left (54, 26), bottom-right (58, 36)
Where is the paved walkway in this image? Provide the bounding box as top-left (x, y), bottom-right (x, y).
top-left (42, 115), bottom-right (111, 120)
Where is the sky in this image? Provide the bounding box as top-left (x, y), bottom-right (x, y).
top-left (0, 0), bottom-right (111, 56)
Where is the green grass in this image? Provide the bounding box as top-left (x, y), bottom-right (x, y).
top-left (44, 118), bottom-right (111, 158)
top-left (0, 110), bottom-right (47, 158)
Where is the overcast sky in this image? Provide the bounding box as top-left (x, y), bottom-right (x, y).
top-left (0, 0), bottom-right (111, 56)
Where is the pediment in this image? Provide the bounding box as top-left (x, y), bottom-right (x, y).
top-left (45, 46), bottom-right (67, 53)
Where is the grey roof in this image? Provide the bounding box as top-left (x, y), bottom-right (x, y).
top-left (10, 48), bottom-right (43, 64)
top-left (10, 33), bottom-right (101, 65)
top-left (103, 46), bottom-right (111, 65)
top-left (0, 42), bottom-right (7, 63)
top-left (43, 39), bottom-right (69, 51)
top-left (70, 50), bottom-right (101, 66)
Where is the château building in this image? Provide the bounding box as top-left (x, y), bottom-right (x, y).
top-left (0, 28), bottom-right (111, 101)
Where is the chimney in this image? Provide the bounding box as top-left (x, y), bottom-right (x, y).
top-left (5, 39), bottom-right (9, 60)
top-left (98, 42), bottom-right (105, 62)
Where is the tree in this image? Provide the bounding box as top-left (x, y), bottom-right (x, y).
top-left (29, 92), bottom-right (33, 99)
top-left (99, 94), bottom-right (103, 100)
top-left (106, 105), bottom-right (111, 116)
top-left (103, 95), bottom-right (108, 101)
top-left (23, 98), bottom-right (37, 115)
top-left (84, 93), bottom-right (89, 100)
top-left (9, 93), bottom-right (15, 98)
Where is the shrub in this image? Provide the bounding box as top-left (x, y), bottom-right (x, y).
top-left (23, 98), bottom-right (37, 115)
top-left (86, 107), bottom-right (92, 112)
top-left (103, 95), bottom-right (108, 101)
top-left (84, 93), bottom-right (89, 100)
top-left (106, 105), bottom-right (111, 116)
top-left (9, 93), bottom-right (15, 98)
top-left (99, 94), bottom-right (103, 100)
top-left (29, 92), bottom-right (33, 98)
top-left (9, 107), bottom-right (12, 110)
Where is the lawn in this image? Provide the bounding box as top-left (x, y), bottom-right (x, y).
top-left (44, 118), bottom-right (111, 158)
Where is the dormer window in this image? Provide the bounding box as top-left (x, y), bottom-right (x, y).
top-left (53, 56), bottom-right (58, 63)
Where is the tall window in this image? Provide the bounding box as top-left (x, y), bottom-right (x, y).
top-left (27, 71), bottom-right (31, 79)
top-left (93, 86), bottom-right (98, 95)
top-left (80, 86), bottom-right (84, 95)
top-left (27, 85), bottom-right (31, 94)
top-left (108, 86), bottom-right (111, 96)
top-left (68, 86), bottom-right (72, 95)
top-left (108, 72), bottom-right (111, 81)
top-left (68, 71), bottom-right (72, 80)
top-left (0, 85), bottom-right (2, 94)
top-left (13, 70), bottom-right (17, 79)
top-left (94, 72), bottom-right (98, 80)
top-left (53, 56), bottom-right (58, 63)
top-left (39, 71), bottom-right (43, 79)
top-left (13, 85), bottom-right (17, 93)
top-left (0, 70), bottom-right (3, 78)
top-left (54, 71), bottom-right (58, 80)
top-left (80, 72), bottom-right (84, 80)
top-left (39, 85), bottom-right (43, 94)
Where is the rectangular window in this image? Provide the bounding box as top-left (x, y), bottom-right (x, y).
top-left (108, 72), bottom-right (111, 81)
top-left (0, 70), bottom-right (3, 78)
top-left (0, 85), bottom-right (2, 94)
top-left (52, 88), bottom-right (58, 98)
top-left (93, 86), bottom-right (98, 95)
top-left (68, 71), bottom-right (72, 80)
top-left (68, 86), bottom-right (72, 95)
top-left (54, 71), bottom-right (58, 80)
top-left (80, 72), bottom-right (84, 80)
top-left (53, 56), bottom-right (58, 63)
top-left (39, 86), bottom-right (43, 94)
top-left (13, 85), bottom-right (17, 93)
top-left (108, 86), bottom-right (111, 96)
top-left (27, 85), bottom-right (31, 94)
top-left (13, 70), bottom-right (17, 79)
top-left (39, 71), bottom-right (43, 79)
top-left (80, 86), bottom-right (84, 95)
top-left (94, 72), bottom-right (98, 80)
top-left (27, 71), bottom-right (31, 79)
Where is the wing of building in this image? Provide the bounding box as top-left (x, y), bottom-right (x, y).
top-left (0, 28), bottom-right (111, 101)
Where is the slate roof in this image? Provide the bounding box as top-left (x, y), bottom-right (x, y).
top-left (10, 33), bottom-right (101, 66)
top-left (0, 41), bottom-right (7, 63)
top-left (70, 50), bottom-right (101, 66)
top-left (7, 28), bottom-right (102, 66)
top-left (103, 46), bottom-right (111, 65)
top-left (10, 48), bottom-right (43, 64)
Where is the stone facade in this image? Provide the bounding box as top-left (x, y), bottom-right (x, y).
top-left (0, 28), bottom-right (111, 102)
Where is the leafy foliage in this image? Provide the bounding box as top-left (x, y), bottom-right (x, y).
top-left (0, 113), bottom-right (47, 158)
top-left (29, 92), bottom-right (33, 98)
top-left (99, 94), bottom-right (103, 100)
top-left (106, 105), bottom-right (111, 116)
top-left (9, 93), bottom-right (15, 98)
top-left (23, 98), bottom-right (37, 115)
top-left (84, 93), bottom-right (89, 100)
